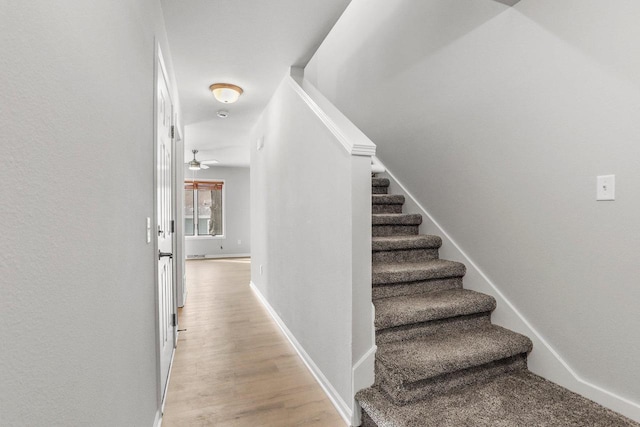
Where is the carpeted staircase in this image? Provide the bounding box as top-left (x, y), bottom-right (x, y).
top-left (356, 177), bottom-right (639, 427)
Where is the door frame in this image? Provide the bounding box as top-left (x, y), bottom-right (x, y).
top-left (154, 42), bottom-right (178, 411)
top-left (173, 125), bottom-right (187, 309)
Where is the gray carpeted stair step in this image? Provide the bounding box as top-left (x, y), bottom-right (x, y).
top-left (373, 235), bottom-right (441, 263)
top-left (373, 205), bottom-right (403, 214)
top-left (357, 369), bottom-right (640, 427)
top-left (372, 194), bottom-right (405, 214)
top-left (375, 289), bottom-right (495, 330)
top-left (376, 325), bottom-right (533, 405)
top-left (372, 177), bottom-right (390, 194)
top-left (373, 235), bottom-right (442, 251)
top-left (373, 277), bottom-right (463, 300)
top-left (372, 214), bottom-right (422, 237)
top-left (372, 260), bottom-right (465, 300)
top-left (373, 214), bottom-right (422, 225)
top-left (374, 289), bottom-right (496, 344)
top-left (372, 194), bottom-right (405, 205)
top-left (373, 260), bottom-right (465, 285)
top-left (372, 177), bottom-right (390, 187)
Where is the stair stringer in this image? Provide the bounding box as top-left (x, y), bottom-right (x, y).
top-left (376, 157), bottom-right (640, 423)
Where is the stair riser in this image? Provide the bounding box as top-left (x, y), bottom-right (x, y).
top-left (372, 204), bottom-right (403, 214)
top-left (373, 225), bottom-right (419, 237)
top-left (372, 236), bottom-right (443, 252)
top-left (373, 264), bottom-right (465, 286)
top-left (373, 249), bottom-right (439, 263)
top-left (361, 411), bottom-right (378, 427)
top-left (373, 278), bottom-right (463, 300)
top-left (372, 178), bottom-right (390, 187)
top-left (377, 354), bottom-right (528, 406)
top-left (372, 194), bottom-right (405, 203)
top-left (376, 313), bottom-right (492, 345)
top-left (372, 187), bottom-right (388, 194)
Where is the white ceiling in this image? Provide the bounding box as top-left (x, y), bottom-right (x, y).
top-left (160, 0), bottom-right (352, 167)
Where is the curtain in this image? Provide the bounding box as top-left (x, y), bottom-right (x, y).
top-left (208, 186), bottom-right (223, 236)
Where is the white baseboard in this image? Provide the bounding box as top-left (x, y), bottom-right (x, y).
top-left (249, 281), bottom-right (352, 426)
top-left (379, 158), bottom-right (640, 422)
top-left (160, 347), bottom-right (175, 414)
top-left (186, 253), bottom-right (251, 260)
top-left (153, 410), bottom-right (162, 427)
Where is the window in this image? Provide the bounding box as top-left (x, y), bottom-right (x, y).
top-left (184, 180), bottom-right (224, 237)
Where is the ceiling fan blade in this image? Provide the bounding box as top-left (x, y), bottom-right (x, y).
top-left (201, 159), bottom-right (219, 165)
top-left (200, 164), bottom-right (209, 169)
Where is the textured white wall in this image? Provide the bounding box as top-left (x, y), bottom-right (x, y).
top-left (306, 0), bottom-right (640, 414)
top-left (184, 165), bottom-right (251, 257)
top-left (0, 1), bottom-right (179, 425)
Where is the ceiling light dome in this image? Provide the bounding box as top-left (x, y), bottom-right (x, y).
top-left (209, 83), bottom-right (243, 104)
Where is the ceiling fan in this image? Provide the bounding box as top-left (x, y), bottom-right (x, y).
top-left (186, 149), bottom-right (218, 170)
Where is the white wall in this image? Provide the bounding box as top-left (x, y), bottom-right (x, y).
top-left (306, 0), bottom-right (640, 418)
top-left (184, 165), bottom-right (251, 258)
top-left (0, 1), bottom-right (179, 425)
top-left (250, 72), bottom-right (374, 424)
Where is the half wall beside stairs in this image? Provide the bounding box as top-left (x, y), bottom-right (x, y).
top-left (250, 68), bottom-right (376, 425)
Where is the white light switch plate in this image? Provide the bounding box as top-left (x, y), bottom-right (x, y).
top-left (597, 175), bottom-right (615, 201)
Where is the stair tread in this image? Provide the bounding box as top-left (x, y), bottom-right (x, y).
top-left (372, 177), bottom-right (390, 187)
top-left (377, 325), bottom-right (532, 383)
top-left (372, 194), bottom-right (405, 205)
top-left (374, 289), bottom-right (496, 330)
top-left (372, 213), bottom-right (422, 225)
top-left (357, 370), bottom-right (639, 427)
top-left (372, 260), bottom-right (465, 285)
top-left (372, 235), bottom-right (442, 251)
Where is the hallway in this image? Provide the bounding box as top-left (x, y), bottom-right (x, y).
top-left (162, 258), bottom-right (344, 426)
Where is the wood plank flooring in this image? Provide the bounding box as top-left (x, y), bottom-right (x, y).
top-left (162, 258), bottom-right (346, 427)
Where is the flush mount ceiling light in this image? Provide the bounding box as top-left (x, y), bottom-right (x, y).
top-left (209, 83), bottom-right (243, 104)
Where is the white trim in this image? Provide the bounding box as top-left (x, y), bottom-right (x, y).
top-left (153, 410), bottom-right (162, 427)
top-left (185, 235), bottom-right (227, 240)
top-left (160, 347), bottom-right (175, 414)
top-left (287, 67), bottom-right (376, 158)
top-left (378, 157), bottom-right (640, 422)
top-left (250, 281), bottom-right (352, 426)
top-left (186, 253), bottom-right (251, 260)
top-left (351, 344), bottom-right (377, 426)
top-left (371, 157), bottom-right (386, 174)
top-left (156, 49), bottom-right (171, 104)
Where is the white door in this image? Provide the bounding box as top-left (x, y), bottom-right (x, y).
top-left (156, 53), bottom-right (176, 403)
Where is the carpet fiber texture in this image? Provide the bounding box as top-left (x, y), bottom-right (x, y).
top-left (359, 370), bottom-right (638, 427)
top-left (359, 176), bottom-right (639, 426)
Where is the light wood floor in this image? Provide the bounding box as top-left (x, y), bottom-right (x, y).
top-left (162, 258), bottom-right (346, 427)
